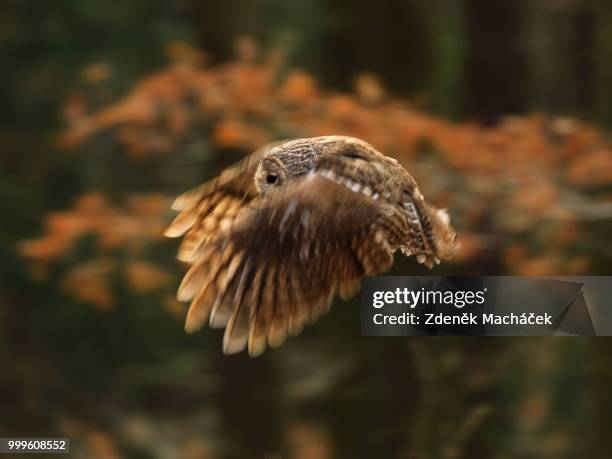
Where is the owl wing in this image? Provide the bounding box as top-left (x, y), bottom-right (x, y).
top-left (176, 172), bottom-right (396, 356)
top-left (164, 140), bottom-right (288, 262)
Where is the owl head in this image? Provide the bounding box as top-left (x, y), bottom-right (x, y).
top-left (254, 143), bottom-right (319, 196)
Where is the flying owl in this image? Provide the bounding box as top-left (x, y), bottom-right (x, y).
top-left (165, 136), bottom-right (457, 356)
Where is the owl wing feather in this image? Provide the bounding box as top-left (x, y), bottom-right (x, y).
top-left (177, 173), bottom-right (396, 356)
top-left (164, 140), bottom-right (288, 262)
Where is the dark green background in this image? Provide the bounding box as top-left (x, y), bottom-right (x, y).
top-left (2, 1), bottom-right (611, 458)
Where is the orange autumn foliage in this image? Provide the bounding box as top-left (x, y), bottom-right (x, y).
top-left (21, 193), bottom-right (169, 263)
top-left (22, 40), bottom-right (612, 309)
top-left (21, 193), bottom-right (173, 309)
top-left (125, 261), bottom-right (173, 294)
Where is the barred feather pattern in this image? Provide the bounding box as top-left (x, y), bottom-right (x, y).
top-left (174, 174), bottom-right (393, 356)
top-left (166, 136), bottom-right (457, 356)
top-left (164, 141), bottom-right (287, 261)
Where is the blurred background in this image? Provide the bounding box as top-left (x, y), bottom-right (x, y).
top-left (1, 0), bottom-right (612, 457)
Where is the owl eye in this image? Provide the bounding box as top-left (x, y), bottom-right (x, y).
top-left (266, 174), bottom-right (278, 184)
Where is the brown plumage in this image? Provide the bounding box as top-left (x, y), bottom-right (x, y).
top-left (165, 136), bottom-right (457, 356)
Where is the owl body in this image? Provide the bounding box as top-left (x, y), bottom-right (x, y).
top-left (255, 136), bottom-right (452, 264)
top-left (165, 136), bottom-right (456, 356)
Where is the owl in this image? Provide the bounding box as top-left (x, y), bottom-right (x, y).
top-left (165, 136), bottom-right (457, 356)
